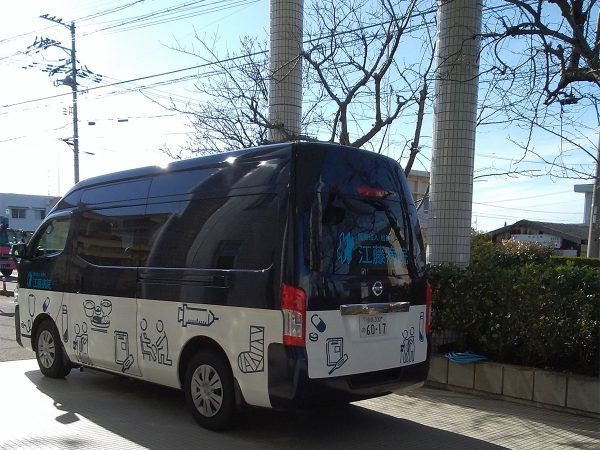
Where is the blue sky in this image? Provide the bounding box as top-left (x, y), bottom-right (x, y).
top-left (0, 0), bottom-right (593, 232)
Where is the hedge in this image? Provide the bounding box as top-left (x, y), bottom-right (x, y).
top-left (429, 237), bottom-right (599, 377)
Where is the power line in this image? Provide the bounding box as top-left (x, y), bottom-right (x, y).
top-left (476, 190), bottom-right (573, 203)
top-left (473, 201), bottom-right (582, 215)
top-left (82, 0), bottom-right (261, 36)
top-left (1, 11), bottom-right (433, 110)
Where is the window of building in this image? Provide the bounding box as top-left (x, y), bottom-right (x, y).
top-left (34, 209), bottom-right (46, 220)
top-left (10, 208), bottom-right (26, 219)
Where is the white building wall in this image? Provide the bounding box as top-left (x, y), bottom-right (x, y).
top-left (574, 184), bottom-right (593, 224)
top-left (0, 193), bottom-right (58, 233)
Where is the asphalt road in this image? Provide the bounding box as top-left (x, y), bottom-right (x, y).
top-left (0, 274), bottom-right (35, 362)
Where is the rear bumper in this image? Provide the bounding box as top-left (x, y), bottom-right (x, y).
top-left (267, 342), bottom-right (430, 410)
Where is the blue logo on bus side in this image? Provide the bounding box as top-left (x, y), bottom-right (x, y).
top-left (26, 272), bottom-right (52, 290)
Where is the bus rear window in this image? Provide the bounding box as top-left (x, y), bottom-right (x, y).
top-left (296, 145), bottom-right (425, 277)
top-left (309, 192), bottom-right (409, 276)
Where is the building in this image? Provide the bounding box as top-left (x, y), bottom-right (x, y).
top-left (489, 220), bottom-right (589, 257)
top-left (406, 169), bottom-right (430, 237)
top-left (0, 193), bottom-right (59, 234)
top-left (574, 183), bottom-right (593, 224)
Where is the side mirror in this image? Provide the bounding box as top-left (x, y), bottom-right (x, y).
top-left (11, 243), bottom-right (27, 260)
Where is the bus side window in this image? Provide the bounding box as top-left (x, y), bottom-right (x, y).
top-left (143, 194), bottom-right (278, 270)
top-left (75, 208), bottom-right (145, 267)
top-left (31, 217), bottom-right (71, 258)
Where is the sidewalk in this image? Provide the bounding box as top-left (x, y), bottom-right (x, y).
top-left (0, 359), bottom-right (597, 450)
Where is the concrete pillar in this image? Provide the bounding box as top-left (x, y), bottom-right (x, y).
top-left (428, 0), bottom-right (483, 267)
top-left (269, 0), bottom-right (303, 142)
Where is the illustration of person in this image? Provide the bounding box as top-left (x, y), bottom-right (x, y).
top-left (408, 327), bottom-right (415, 362)
top-left (140, 318), bottom-right (156, 361)
top-left (72, 323), bottom-right (89, 364)
top-left (73, 323), bottom-right (81, 356)
top-left (401, 329), bottom-right (410, 363)
top-left (155, 320), bottom-right (172, 366)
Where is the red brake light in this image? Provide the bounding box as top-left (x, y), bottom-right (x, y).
top-left (356, 186), bottom-right (387, 198)
top-left (425, 282), bottom-right (432, 334)
top-left (281, 284), bottom-right (306, 347)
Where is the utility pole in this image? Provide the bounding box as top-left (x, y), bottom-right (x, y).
top-left (39, 15), bottom-right (80, 184)
top-left (69, 21), bottom-right (80, 184)
top-left (587, 136), bottom-right (600, 258)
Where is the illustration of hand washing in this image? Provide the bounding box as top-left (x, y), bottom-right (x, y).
top-left (177, 304), bottom-right (218, 327)
top-left (326, 337), bottom-right (348, 375)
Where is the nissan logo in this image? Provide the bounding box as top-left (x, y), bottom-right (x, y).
top-left (372, 281), bottom-right (384, 297)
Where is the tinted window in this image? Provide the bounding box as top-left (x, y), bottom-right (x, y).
top-left (30, 216), bottom-right (71, 258)
top-left (56, 189), bottom-right (82, 209)
top-left (143, 194), bottom-right (278, 270)
top-left (310, 192), bottom-right (410, 276)
top-left (75, 206), bottom-right (145, 266)
top-left (81, 180), bottom-right (150, 205)
top-left (299, 146), bottom-right (426, 276)
top-left (296, 145), bottom-right (401, 199)
top-left (148, 167), bottom-right (220, 197)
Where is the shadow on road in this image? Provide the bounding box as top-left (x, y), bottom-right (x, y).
top-left (24, 369), bottom-right (505, 450)
top-left (0, 309), bottom-right (15, 317)
top-left (410, 387), bottom-right (599, 441)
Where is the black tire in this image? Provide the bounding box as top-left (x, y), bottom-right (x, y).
top-left (184, 350), bottom-right (236, 431)
top-left (35, 320), bottom-right (71, 378)
top-left (1, 269), bottom-right (12, 277)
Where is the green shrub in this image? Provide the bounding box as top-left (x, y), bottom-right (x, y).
top-left (429, 237), bottom-right (600, 377)
top-left (550, 256), bottom-right (600, 267)
top-left (494, 239), bottom-right (554, 265)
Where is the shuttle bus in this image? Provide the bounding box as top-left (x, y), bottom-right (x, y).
top-left (13, 142), bottom-right (431, 430)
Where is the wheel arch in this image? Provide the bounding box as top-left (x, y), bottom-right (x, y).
top-left (178, 336), bottom-right (230, 388)
top-left (31, 313), bottom-right (53, 351)
top-left (177, 335), bottom-right (246, 407)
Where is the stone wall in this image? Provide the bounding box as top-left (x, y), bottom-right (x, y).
top-left (427, 354), bottom-right (600, 417)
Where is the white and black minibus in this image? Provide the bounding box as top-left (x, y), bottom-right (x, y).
top-left (13, 142), bottom-right (431, 430)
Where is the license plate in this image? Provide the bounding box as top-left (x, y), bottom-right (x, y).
top-left (359, 314), bottom-right (387, 338)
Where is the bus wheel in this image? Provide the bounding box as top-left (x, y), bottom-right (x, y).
top-left (1, 269), bottom-right (12, 277)
top-left (184, 350), bottom-right (236, 430)
top-left (36, 320), bottom-right (71, 378)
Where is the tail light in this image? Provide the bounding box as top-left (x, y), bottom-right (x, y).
top-left (356, 186), bottom-right (387, 198)
top-left (425, 282), bottom-right (432, 334)
top-left (281, 284), bottom-right (306, 347)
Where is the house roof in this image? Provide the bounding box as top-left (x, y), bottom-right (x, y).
top-left (488, 220), bottom-right (589, 244)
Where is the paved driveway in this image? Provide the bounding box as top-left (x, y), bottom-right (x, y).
top-left (0, 359), bottom-right (597, 450)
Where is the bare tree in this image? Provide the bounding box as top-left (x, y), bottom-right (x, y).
top-left (157, 36), bottom-right (271, 158)
top-left (159, 0), bottom-right (437, 176)
top-left (477, 0), bottom-right (599, 180)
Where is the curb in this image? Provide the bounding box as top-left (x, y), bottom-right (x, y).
top-left (427, 354), bottom-right (600, 419)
